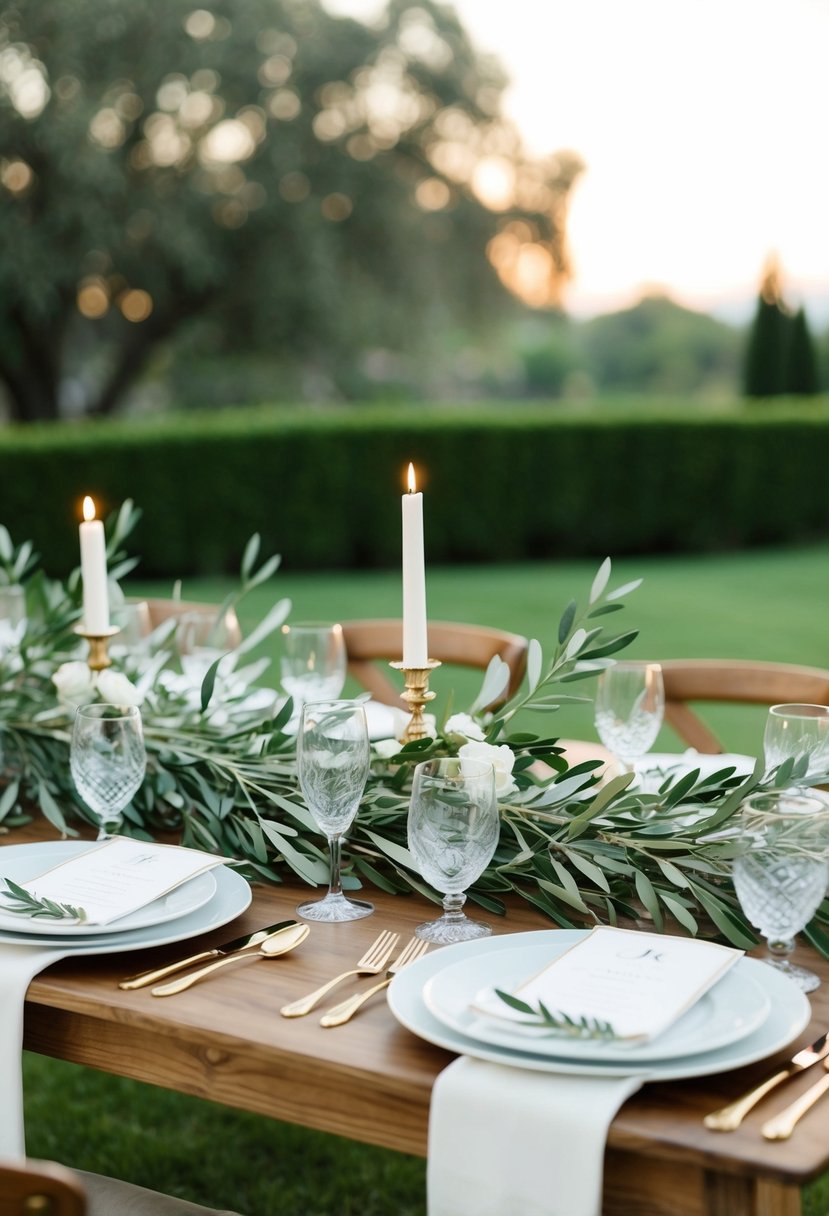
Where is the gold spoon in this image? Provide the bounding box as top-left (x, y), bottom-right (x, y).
top-left (151, 923), bottom-right (310, 996)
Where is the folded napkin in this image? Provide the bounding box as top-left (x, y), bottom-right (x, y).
top-left (0, 943), bottom-right (68, 1158)
top-left (428, 1056), bottom-right (641, 1216)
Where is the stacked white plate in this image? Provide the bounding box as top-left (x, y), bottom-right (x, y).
top-left (388, 930), bottom-right (811, 1080)
top-left (0, 840), bottom-right (251, 956)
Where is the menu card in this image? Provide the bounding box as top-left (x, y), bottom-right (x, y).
top-left (477, 926), bottom-right (742, 1042)
top-left (9, 838), bottom-right (226, 925)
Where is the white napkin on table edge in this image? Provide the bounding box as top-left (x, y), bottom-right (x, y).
top-left (427, 1055), bottom-right (642, 1216)
top-left (0, 943), bottom-right (68, 1159)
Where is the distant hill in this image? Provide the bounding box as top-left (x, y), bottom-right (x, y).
top-left (579, 294), bottom-right (743, 395)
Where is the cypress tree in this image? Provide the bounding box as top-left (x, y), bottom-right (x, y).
top-left (784, 307), bottom-right (819, 395)
top-left (743, 256), bottom-right (789, 398)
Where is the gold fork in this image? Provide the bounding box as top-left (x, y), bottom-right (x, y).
top-left (319, 937), bottom-right (429, 1027)
top-left (280, 929), bottom-right (400, 1018)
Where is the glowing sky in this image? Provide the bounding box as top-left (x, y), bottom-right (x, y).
top-left (324, 0), bottom-right (829, 320)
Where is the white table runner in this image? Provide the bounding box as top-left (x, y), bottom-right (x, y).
top-left (428, 1056), bottom-right (642, 1216)
top-left (0, 943), bottom-right (68, 1158)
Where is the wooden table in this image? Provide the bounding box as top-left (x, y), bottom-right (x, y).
top-left (12, 826), bottom-right (829, 1216)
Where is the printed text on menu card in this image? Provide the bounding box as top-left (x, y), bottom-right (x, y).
top-left (17, 838), bottom-right (226, 924)
top-left (496, 926), bottom-right (743, 1041)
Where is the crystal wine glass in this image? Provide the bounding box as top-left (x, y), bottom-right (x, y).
top-left (70, 703), bottom-right (147, 840)
top-left (407, 756), bottom-right (499, 944)
top-left (296, 699), bottom-right (372, 922)
top-left (732, 792), bottom-right (829, 992)
top-left (280, 622), bottom-right (347, 711)
top-left (176, 610), bottom-right (237, 688)
top-left (594, 661), bottom-right (665, 771)
top-left (764, 703), bottom-right (829, 789)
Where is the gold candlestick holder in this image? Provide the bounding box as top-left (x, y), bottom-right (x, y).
top-left (389, 659), bottom-right (442, 742)
top-left (74, 625), bottom-right (120, 672)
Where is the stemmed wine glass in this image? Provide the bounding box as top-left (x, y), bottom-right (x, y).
top-left (764, 703), bottom-right (829, 789)
top-left (594, 661), bottom-right (665, 771)
top-left (70, 704), bottom-right (147, 840)
top-left (296, 699), bottom-right (372, 922)
top-left (407, 756), bottom-right (499, 944)
top-left (732, 792), bottom-right (829, 992)
top-left (280, 623), bottom-right (347, 711)
top-left (176, 610), bottom-right (237, 688)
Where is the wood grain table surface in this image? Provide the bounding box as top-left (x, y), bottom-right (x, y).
top-left (8, 823), bottom-right (829, 1216)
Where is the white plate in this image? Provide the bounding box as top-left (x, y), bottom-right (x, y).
top-left (0, 841), bottom-right (251, 953)
top-left (422, 939), bottom-right (770, 1062)
top-left (634, 752), bottom-right (756, 789)
top-left (388, 930), bottom-right (811, 1080)
top-left (0, 845), bottom-right (216, 936)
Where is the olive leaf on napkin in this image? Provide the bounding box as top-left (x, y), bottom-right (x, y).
top-left (494, 989), bottom-right (617, 1040)
top-left (0, 878), bottom-right (87, 922)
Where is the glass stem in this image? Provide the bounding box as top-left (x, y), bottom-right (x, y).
top-left (441, 892), bottom-right (467, 922)
top-left (327, 834), bottom-right (344, 899)
top-left (767, 937), bottom-right (795, 962)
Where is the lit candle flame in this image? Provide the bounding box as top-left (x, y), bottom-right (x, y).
top-left (407, 463), bottom-right (417, 494)
top-left (82, 495), bottom-right (97, 522)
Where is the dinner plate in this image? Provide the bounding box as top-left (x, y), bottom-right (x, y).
top-left (0, 844), bottom-right (217, 936)
top-left (634, 752), bottom-right (756, 788)
top-left (0, 841), bottom-right (251, 953)
top-left (388, 930), bottom-right (811, 1080)
top-left (422, 938), bottom-right (771, 1062)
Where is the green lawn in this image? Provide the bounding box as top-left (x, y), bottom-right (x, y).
top-left (23, 544), bottom-right (829, 1215)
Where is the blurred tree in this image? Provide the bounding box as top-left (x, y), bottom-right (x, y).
top-left (743, 256), bottom-right (790, 398)
top-left (784, 306), bottom-right (819, 395)
top-left (0, 0), bottom-right (582, 421)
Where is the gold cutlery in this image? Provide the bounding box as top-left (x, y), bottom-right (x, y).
top-left (320, 937), bottom-right (430, 1027)
top-left (704, 1031), bottom-right (829, 1132)
top-left (762, 1058), bottom-right (829, 1140)
top-left (119, 920), bottom-right (300, 990)
top-left (280, 929), bottom-right (400, 1018)
top-left (151, 923), bottom-right (309, 996)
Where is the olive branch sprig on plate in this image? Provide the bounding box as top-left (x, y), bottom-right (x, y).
top-left (493, 989), bottom-right (617, 1040)
top-left (0, 879), bottom-right (87, 922)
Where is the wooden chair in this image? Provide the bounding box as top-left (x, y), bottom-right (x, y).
top-left (340, 619), bottom-right (528, 708)
top-left (0, 1159), bottom-right (85, 1216)
top-left (136, 599), bottom-right (242, 648)
top-left (657, 659), bottom-right (829, 753)
top-left (0, 1159), bottom-right (242, 1216)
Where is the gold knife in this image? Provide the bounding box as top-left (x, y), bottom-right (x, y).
top-left (118, 920), bottom-right (299, 990)
top-left (704, 1031), bottom-right (829, 1131)
top-left (762, 1058), bottom-right (829, 1140)
top-left (151, 923), bottom-right (309, 996)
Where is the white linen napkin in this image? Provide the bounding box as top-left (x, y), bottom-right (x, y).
top-left (427, 1056), bottom-right (642, 1216)
top-left (0, 943), bottom-right (68, 1158)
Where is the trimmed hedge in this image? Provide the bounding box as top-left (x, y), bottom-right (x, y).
top-left (1, 401), bottom-right (828, 575)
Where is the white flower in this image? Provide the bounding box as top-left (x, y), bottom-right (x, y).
top-left (52, 661), bottom-right (96, 706)
top-left (459, 740), bottom-right (518, 796)
top-left (444, 712), bottom-right (486, 743)
top-left (374, 738), bottom-right (402, 760)
top-left (97, 668), bottom-right (144, 707)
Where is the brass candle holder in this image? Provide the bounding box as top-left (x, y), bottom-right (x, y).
top-left (74, 625), bottom-right (120, 672)
top-left (389, 659), bottom-right (442, 742)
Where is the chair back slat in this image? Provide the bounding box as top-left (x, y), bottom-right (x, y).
top-left (0, 1160), bottom-right (86, 1216)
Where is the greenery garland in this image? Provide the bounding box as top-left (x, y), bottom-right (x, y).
top-left (1, 503), bottom-right (828, 958)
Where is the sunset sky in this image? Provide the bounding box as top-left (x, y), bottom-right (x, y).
top-left (325, 0), bottom-right (829, 322)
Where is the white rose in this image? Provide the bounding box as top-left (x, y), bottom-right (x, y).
top-left (444, 712), bottom-right (486, 743)
top-left (96, 668), bottom-right (144, 707)
top-left (373, 738), bottom-right (402, 760)
top-left (459, 740), bottom-right (518, 796)
top-left (52, 661), bottom-right (96, 706)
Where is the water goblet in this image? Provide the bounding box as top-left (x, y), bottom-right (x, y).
top-left (70, 703), bottom-right (147, 840)
top-left (280, 622), bottom-right (347, 711)
top-left (176, 610), bottom-right (237, 688)
top-left (407, 756), bottom-right (499, 944)
top-left (764, 703), bottom-right (829, 789)
top-left (732, 792), bottom-right (829, 992)
top-left (296, 699), bottom-right (373, 923)
top-left (594, 661), bottom-right (665, 771)
top-left (0, 585), bottom-right (26, 652)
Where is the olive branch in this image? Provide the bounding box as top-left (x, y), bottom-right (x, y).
top-left (493, 989), bottom-right (617, 1040)
top-left (1, 878), bottom-right (87, 923)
